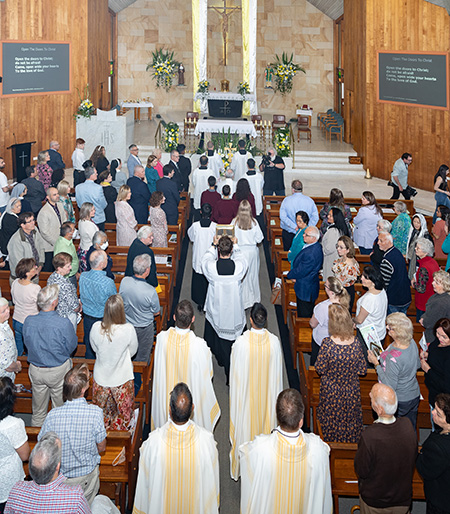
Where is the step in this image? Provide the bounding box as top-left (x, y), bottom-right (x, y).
top-left (294, 150), bottom-right (358, 157)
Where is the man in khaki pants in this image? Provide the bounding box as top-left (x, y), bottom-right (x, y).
top-left (23, 284), bottom-right (77, 427)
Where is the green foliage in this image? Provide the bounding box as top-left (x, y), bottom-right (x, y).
top-left (266, 52), bottom-right (305, 96)
top-left (274, 127), bottom-right (291, 157)
top-left (164, 122), bottom-right (179, 152)
top-left (147, 48), bottom-right (180, 92)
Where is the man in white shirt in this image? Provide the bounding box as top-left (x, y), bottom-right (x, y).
top-left (230, 139), bottom-right (251, 182)
top-left (244, 158), bottom-right (264, 216)
top-left (126, 144), bottom-right (142, 176)
top-left (71, 138), bottom-right (86, 187)
top-left (0, 157), bottom-right (13, 213)
top-left (192, 155), bottom-right (213, 211)
top-left (203, 141), bottom-right (223, 177)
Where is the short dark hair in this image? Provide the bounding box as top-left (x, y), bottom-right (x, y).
top-left (222, 184), bottom-right (231, 196)
top-left (250, 303), bottom-right (267, 329)
top-left (129, 144), bottom-right (137, 151)
top-left (15, 257), bottom-right (36, 279)
top-left (169, 382), bottom-right (193, 423)
top-left (238, 139), bottom-right (246, 149)
top-left (362, 265), bottom-right (385, 290)
top-left (174, 300), bottom-right (194, 329)
top-left (435, 393), bottom-right (450, 424)
top-left (207, 176), bottom-right (216, 187)
top-left (0, 377), bottom-right (16, 421)
top-left (98, 170), bottom-right (110, 183)
top-left (60, 221), bottom-right (74, 237)
top-left (276, 389), bottom-right (305, 430)
top-left (163, 164), bottom-right (172, 176)
top-left (63, 363), bottom-right (90, 402)
top-left (150, 191), bottom-right (164, 208)
top-left (199, 155), bottom-right (208, 166)
top-left (295, 211), bottom-right (309, 225)
top-left (52, 252), bottom-right (72, 270)
top-left (218, 235), bottom-right (233, 257)
top-left (76, 138), bottom-right (85, 145)
top-left (291, 180), bottom-right (303, 192)
top-left (25, 165), bottom-right (35, 177)
top-left (201, 203), bottom-right (212, 218)
top-left (247, 158), bottom-right (255, 169)
top-left (18, 212), bottom-right (34, 226)
top-left (434, 318), bottom-right (450, 339)
top-left (401, 152), bottom-right (412, 160)
top-left (177, 144), bottom-right (186, 153)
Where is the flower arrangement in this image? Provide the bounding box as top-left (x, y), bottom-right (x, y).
top-left (164, 122), bottom-right (180, 152)
top-left (210, 129), bottom-right (261, 176)
top-left (147, 48), bottom-right (180, 92)
top-left (237, 81), bottom-right (251, 100)
top-left (274, 127), bottom-right (290, 157)
top-left (267, 52), bottom-right (305, 96)
top-left (197, 80), bottom-right (210, 99)
top-left (74, 84), bottom-right (94, 119)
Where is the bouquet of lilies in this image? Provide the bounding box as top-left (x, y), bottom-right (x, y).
top-left (147, 49), bottom-right (180, 92)
top-left (268, 52), bottom-right (305, 95)
top-left (275, 127), bottom-right (290, 157)
top-left (164, 122), bottom-right (179, 152)
top-left (237, 81), bottom-right (251, 100)
top-left (197, 80), bottom-right (210, 99)
top-left (74, 84), bottom-right (94, 119)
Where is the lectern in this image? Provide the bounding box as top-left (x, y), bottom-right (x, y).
top-left (7, 141), bottom-right (36, 182)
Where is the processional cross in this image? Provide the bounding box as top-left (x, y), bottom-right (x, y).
top-left (208, 0), bottom-right (241, 66)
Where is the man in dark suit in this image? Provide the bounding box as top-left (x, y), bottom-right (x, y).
top-left (177, 144), bottom-right (192, 192)
top-left (22, 166), bottom-right (46, 216)
top-left (127, 165), bottom-right (151, 224)
top-left (287, 225), bottom-right (323, 318)
top-left (167, 149), bottom-right (183, 192)
top-left (47, 140), bottom-right (66, 170)
top-left (125, 225), bottom-right (158, 287)
top-left (156, 164), bottom-right (180, 225)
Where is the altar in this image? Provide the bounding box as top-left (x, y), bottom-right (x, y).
top-left (194, 119), bottom-right (257, 137)
top-left (194, 92), bottom-right (257, 118)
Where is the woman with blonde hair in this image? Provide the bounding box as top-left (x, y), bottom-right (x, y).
top-left (391, 201), bottom-right (411, 256)
top-left (332, 235), bottom-right (360, 311)
top-left (316, 303), bottom-right (367, 442)
top-left (368, 312), bottom-right (421, 429)
top-left (36, 150), bottom-right (53, 191)
top-left (309, 276), bottom-right (350, 365)
top-left (232, 199), bottom-right (263, 309)
top-left (115, 185), bottom-right (137, 246)
top-left (152, 148), bottom-right (164, 178)
top-left (56, 180), bottom-right (75, 223)
top-left (421, 270), bottom-right (450, 342)
top-left (91, 294), bottom-right (138, 430)
top-left (149, 191), bottom-right (168, 247)
top-left (77, 202), bottom-right (97, 272)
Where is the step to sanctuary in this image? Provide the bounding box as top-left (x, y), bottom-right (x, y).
top-left (293, 151), bottom-right (365, 175)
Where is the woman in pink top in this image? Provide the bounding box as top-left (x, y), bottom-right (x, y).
top-left (115, 185), bottom-right (137, 247)
top-left (153, 148), bottom-right (164, 178)
top-left (11, 258), bottom-right (40, 356)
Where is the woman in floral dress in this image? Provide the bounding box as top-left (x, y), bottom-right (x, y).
top-left (149, 191), bottom-right (168, 247)
top-left (36, 150), bottom-right (53, 191)
top-left (332, 235), bottom-right (360, 311)
top-left (315, 303), bottom-right (367, 443)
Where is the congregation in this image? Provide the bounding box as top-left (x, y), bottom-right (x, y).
top-left (2, 139), bottom-right (450, 514)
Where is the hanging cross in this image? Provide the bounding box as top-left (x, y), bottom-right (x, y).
top-left (208, 0), bottom-right (241, 66)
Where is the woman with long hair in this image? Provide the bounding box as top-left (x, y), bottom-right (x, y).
top-left (77, 202), bottom-right (97, 272)
top-left (91, 294), bottom-right (138, 430)
top-left (433, 164), bottom-right (450, 220)
top-left (98, 170), bottom-right (117, 223)
top-left (316, 303), bottom-right (367, 442)
top-left (232, 199), bottom-right (263, 309)
top-left (319, 188), bottom-right (352, 234)
top-left (149, 191), bottom-right (168, 247)
top-left (36, 150), bottom-right (53, 191)
top-left (322, 207), bottom-right (351, 281)
top-left (145, 155), bottom-right (160, 195)
top-left (115, 185), bottom-right (137, 246)
top-left (232, 178), bottom-right (257, 217)
top-left (332, 235), bottom-right (360, 311)
top-left (353, 191), bottom-right (383, 254)
top-left (90, 145), bottom-right (109, 173)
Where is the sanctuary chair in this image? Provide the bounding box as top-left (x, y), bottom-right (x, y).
top-left (272, 114), bottom-right (286, 139)
top-left (297, 115), bottom-right (311, 143)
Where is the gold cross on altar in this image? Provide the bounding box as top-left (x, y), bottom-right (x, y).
top-left (208, 0), bottom-right (241, 66)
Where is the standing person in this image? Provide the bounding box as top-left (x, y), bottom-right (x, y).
top-left (110, 158), bottom-right (127, 193)
top-left (0, 198), bottom-right (22, 258)
top-left (71, 138), bottom-right (86, 187)
top-left (144, 155), bottom-right (159, 195)
top-left (260, 146), bottom-right (286, 196)
top-left (75, 166), bottom-right (107, 231)
top-left (332, 235), bottom-right (360, 311)
top-left (85, 232), bottom-right (113, 280)
top-left (316, 303), bottom-right (367, 442)
top-left (411, 238), bottom-right (440, 321)
top-left (23, 284), bottom-right (78, 427)
top-left (37, 187), bottom-right (67, 272)
top-left (232, 178), bottom-right (257, 218)
top-left (54, 222), bottom-right (79, 287)
top-left (287, 211), bottom-right (309, 266)
top-left (151, 300), bottom-right (220, 432)
top-left (230, 139), bottom-right (251, 182)
top-left (433, 164), bottom-right (450, 219)
top-left (47, 141), bottom-right (66, 171)
top-left (149, 191), bottom-right (168, 247)
top-left (406, 213), bottom-right (433, 280)
top-left (354, 383), bottom-right (418, 514)
top-left (420, 271), bottom-right (450, 343)
top-left (21, 166), bottom-right (46, 217)
top-left (36, 150), bottom-right (53, 192)
top-left (57, 180), bottom-right (76, 224)
top-left (322, 207), bottom-right (351, 282)
top-left (187, 203), bottom-right (216, 310)
top-left (287, 226), bottom-right (323, 318)
top-left (239, 388), bottom-right (332, 514)
top-left (279, 179), bottom-right (318, 251)
top-left (204, 141), bottom-right (223, 178)
top-left (127, 165), bottom-right (151, 224)
top-left (38, 363), bottom-right (106, 504)
top-left (152, 148), bottom-right (164, 178)
top-left (192, 155), bottom-right (212, 212)
top-left (177, 143), bottom-right (192, 192)
top-left (232, 200), bottom-right (264, 309)
top-left (89, 145), bottom-right (109, 174)
top-left (77, 202), bottom-right (98, 273)
top-left (244, 158), bottom-right (264, 217)
top-left (11, 258), bottom-right (40, 356)
top-left (229, 303), bottom-right (283, 481)
top-left (390, 152), bottom-right (415, 199)
top-left (127, 144), bottom-right (142, 176)
top-left (133, 383), bottom-right (220, 514)
top-left (0, 298), bottom-right (21, 381)
top-left (115, 185), bottom-right (137, 246)
top-left (371, 219), bottom-right (392, 270)
top-left (10, 184), bottom-right (31, 213)
top-left (368, 312), bottom-right (421, 429)
top-left (212, 184), bottom-right (238, 224)
top-left (98, 170), bottom-right (117, 223)
top-left (90, 295), bottom-right (138, 430)
top-left (0, 157), bottom-right (13, 214)
top-left (432, 205), bottom-right (450, 259)
top-left (167, 149), bottom-right (183, 191)
top-left (125, 226), bottom-right (158, 287)
top-left (200, 176), bottom-right (221, 211)
top-left (202, 235), bottom-right (248, 381)
top-left (352, 191), bottom-right (383, 254)
top-left (319, 188), bottom-right (353, 235)
top-left (156, 165), bottom-right (180, 225)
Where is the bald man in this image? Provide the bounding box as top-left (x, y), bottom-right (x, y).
top-left (354, 384), bottom-right (417, 514)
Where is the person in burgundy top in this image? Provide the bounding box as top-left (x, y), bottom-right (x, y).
top-left (232, 178), bottom-right (256, 218)
top-left (201, 176), bottom-right (221, 212)
top-left (212, 185), bottom-right (238, 224)
top-left (412, 237), bottom-right (440, 321)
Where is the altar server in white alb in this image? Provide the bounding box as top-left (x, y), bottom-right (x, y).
top-left (192, 155), bottom-right (214, 211)
top-left (232, 200), bottom-right (264, 309)
top-left (133, 382), bottom-right (219, 514)
top-left (240, 389), bottom-right (332, 514)
top-left (151, 300), bottom-right (220, 432)
top-left (202, 234), bottom-right (248, 382)
top-left (229, 303), bottom-right (284, 481)
top-left (244, 158), bottom-right (264, 216)
top-left (204, 141), bottom-right (223, 178)
top-left (230, 139), bottom-right (252, 182)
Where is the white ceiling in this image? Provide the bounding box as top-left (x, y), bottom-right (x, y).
top-left (306, 0), bottom-right (343, 20)
top-left (424, 0), bottom-right (450, 14)
top-left (108, 0), bottom-right (139, 13)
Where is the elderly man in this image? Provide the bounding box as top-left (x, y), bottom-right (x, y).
top-left (354, 383), bottom-right (417, 514)
top-left (75, 166), bottom-right (107, 231)
top-left (231, 139), bottom-right (251, 182)
top-left (287, 225), bottom-right (323, 318)
top-left (167, 148), bottom-right (183, 191)
top-left (53, 222), bottom-right (79, 287)
top-left (21, 165), bottom-right (47, 216)
top-left (127, 144), bottom-right (142, 176)
top-left (177, 144), bottom-right (192, 192)
top-left (240, 389), bottom-right (332, 514)
top-left (260, 146), bottom-right (286, 196)
top-left (133, 383), bottom-right (219, 514)
top-left (8, 212), bottom-right (45, 283)
top-left (47, 140), bottom-right (66, 171)
top-left (127, 165), bottom-right (151, 224)
top-left (151, 300), bottom-right (220, 432)
top-left (37, 187), bottom-right (67, 272)
top-left (125, 226), bottom-right (158, 287)
top-left (156, 164), bottom-right (180, 225)
top-left (280, 179), bottom-right (319, 250)
top-left (229, 303), bottom-right (283, 481)
top-left (79, 250), bottom-right (117, 359)
top-left (390, 152), bottom-right (416, 200)
top-left (23, 284), bottom-right (77, 426)
top-left (86, 231), bottom-right (114, 279)
top-left (378, 232), bottom-right (412, 314)
top-left (39, 364), bottom-right (106, 504)
top-left (192, 155), bottom-right (212, 211)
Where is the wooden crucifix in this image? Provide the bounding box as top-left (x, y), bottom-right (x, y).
top-left (208, 0), bottom-right (241, 66)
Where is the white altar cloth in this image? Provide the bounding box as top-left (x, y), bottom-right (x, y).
top-left (296, 108), bottom-right (313, 116)
top-left (194, 119), bottom-right (257, 137)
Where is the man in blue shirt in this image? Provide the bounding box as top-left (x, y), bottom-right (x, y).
top-left (280, 179), bottom-right (319, 251)
top-left (23, 284), bottom-right (78, 427)
top-left (75, 166), bottom-right (108, 231)
top-left (79, 250), bottom-right (117, 359)
top-left (47, 140), bottom-right (66, 171)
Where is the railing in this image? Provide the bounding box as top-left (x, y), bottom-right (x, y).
top-left (289, 122), bottom-right (296, 168)
top-left (154, 120), bottom-right (164, 149)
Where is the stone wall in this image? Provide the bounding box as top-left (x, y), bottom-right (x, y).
top-left (117, 0), bottom-right (333, 117)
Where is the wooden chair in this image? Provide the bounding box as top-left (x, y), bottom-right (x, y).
top-left (272, 114), bottom-right (286, 139)
top-left (184, 111), bottom-right (199, 139)
top-left (297, 115), bottom-right (311, 143)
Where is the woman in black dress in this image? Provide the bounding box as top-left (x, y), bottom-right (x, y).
top-left (90, 145), bottom-right (109, 174)
top-left (98, 170), bottom-right (117, 223)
